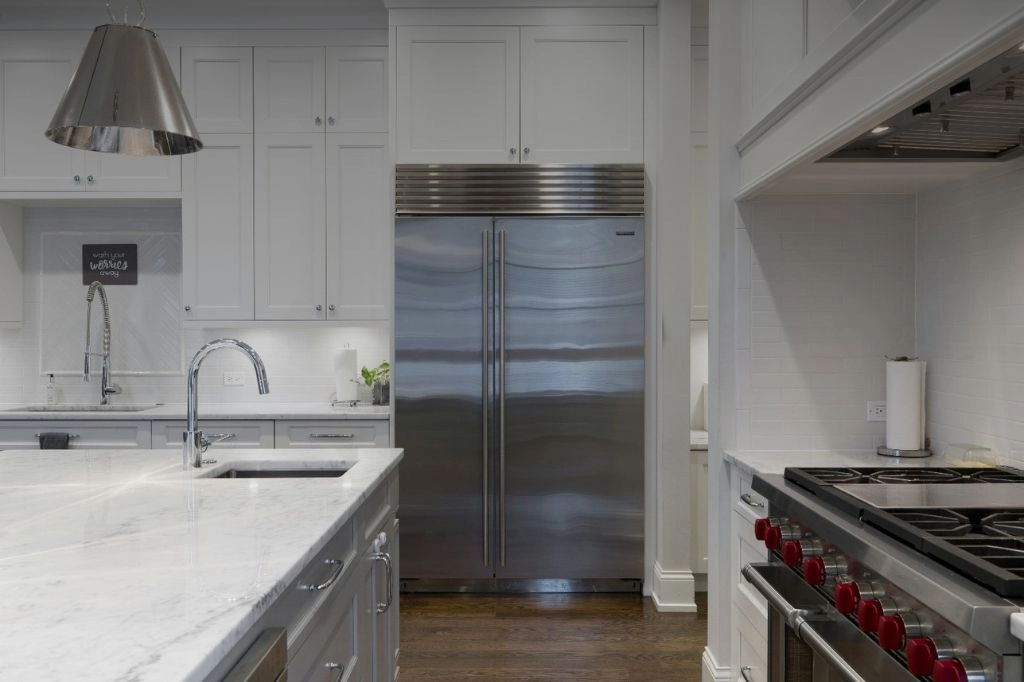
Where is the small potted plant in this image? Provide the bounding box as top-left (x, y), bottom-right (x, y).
top-left (361, 361), bottom-right (391, 405)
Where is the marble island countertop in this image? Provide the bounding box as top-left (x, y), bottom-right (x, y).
top-left (0, 446), bottom-right (403, 681)
top-left (0, 401), bottom-right (390, 421)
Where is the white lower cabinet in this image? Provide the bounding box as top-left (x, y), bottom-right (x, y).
top-left (736, 608), bottom-right (768, 682)
top-left (0, 421), bottom-right (151, 449)
top-left (729, 461), bottom-right (769, 681)
top-left (691, 449), bottom-right (709, 574)
top-left (150, 420), bottom-right (275, 449)
top-left (207, 471), bottom-right (399, 682)
top-left (275, 420), bottom-right (390, 449)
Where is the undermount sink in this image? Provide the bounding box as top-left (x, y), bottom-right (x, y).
top-left (211, 468), bottom-right (348, 479)
top-left (4, 404), bottom-right (162, 413)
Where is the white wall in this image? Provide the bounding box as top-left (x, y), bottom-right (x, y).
top-left (0, 206), bottom-right (389, 407)
top-left (917, 159), bottom-right (1024, 464)
top-left (734, 195), bottom-right (916, 450)
top-left (691, 320), bottom-right (708, 430)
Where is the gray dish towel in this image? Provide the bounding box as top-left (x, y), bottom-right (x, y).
top-left (38, 432), bottom-right (71, 449)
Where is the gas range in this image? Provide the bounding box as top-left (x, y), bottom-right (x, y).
top-left (747, 465), bottom-right (1024, 682)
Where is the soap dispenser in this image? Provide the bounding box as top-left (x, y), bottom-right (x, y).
top-left (45, 374), bottom-right (58, 406)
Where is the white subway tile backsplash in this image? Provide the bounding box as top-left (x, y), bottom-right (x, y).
top-left (734, 195), bottom-right (915, 450)
top-left (0, 207), bottom-right (390, 407)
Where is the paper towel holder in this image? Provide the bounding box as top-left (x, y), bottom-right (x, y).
top-left (877, 444), bottom-right (932, 458)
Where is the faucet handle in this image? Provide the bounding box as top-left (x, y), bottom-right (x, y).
top-left (104, 383), bottom-right (122, 396)
top-left (201, 433), bottom-right (236, 451)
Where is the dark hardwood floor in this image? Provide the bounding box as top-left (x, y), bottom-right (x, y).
top-left (399, 592), bottom-right (707, 681)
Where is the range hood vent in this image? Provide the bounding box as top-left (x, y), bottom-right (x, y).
top-left (395, 164), bottom-right (645, 216)
top-left (826, 45), bottom-right (1024, 161)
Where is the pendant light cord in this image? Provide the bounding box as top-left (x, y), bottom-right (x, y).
top-left (105, 0), bottom-right (145, 27)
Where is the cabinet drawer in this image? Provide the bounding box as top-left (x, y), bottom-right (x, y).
top-left (736, 607), bottom-right (768, 682)
top-left (288, 564), bottom-right (368, 682)
top-left (275, 420), bottom-right (388, 448)
top-left (734, 469), bottom-right (768, 524)
top-left (151, 420), bottom-right (274, 449)
top-left (0, 421), bottom-right (150, 449)
top-left (734, 510), bottom-right (769, 630)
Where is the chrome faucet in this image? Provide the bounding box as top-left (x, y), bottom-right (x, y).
top-left (184, 339), bottom-right (269, 469)
top-left (84, 281), bottom-right (121, 405)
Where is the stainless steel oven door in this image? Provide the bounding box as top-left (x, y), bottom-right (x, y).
top-left (742, 564), bottom-right (918, 682)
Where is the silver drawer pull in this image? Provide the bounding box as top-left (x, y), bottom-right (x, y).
top-left (309, 433), bottom-right (355, 439)
top-left (299, 559), bottom-right (344, 592)
top-left (740, 493), bottom-right (764, 509)
top-left (740, 666), bottom-right (754, 682)
top-left (373, 551), bottom-right (394, 613)
top-left (324, 662), bottom-right (346, 682)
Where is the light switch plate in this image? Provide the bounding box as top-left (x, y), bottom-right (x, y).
top-left (223, 371), bottom-right (246, 387)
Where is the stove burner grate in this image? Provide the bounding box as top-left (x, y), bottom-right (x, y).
top-left (981, 511), bottom-right (1024, 537)
top-left (867, 469), bottom-right (963, 484)
top-left (887, 509), bottom-right (973, 536)
top-left (968, 469), bottom-right (1024, 483)
top-left (791, 467), bottom-right (865, 484)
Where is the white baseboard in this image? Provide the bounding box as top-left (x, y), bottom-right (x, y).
top-left (702, 648), bottom-right (732, 682)
top-left (650, 560), bottom-right (698, 612)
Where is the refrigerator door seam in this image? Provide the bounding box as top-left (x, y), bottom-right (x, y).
top-left (481, 230), bottom-right (491, 567)
top-left (498, 229), bottom-right (507, 568)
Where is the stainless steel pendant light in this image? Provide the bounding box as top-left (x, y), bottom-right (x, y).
top-left (45, 0), bottom-right (202, 156)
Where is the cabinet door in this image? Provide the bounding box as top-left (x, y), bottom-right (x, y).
top-left (520, 26), bottom-right (644, 163)
top-left (254, 47), bottom-right (326, 133)
top-left (326, 133), bottom-right (389, 322)
top-left (254, 133), bottom-right (326, 320)
top-left (0, 46), bottom-right (85, 191)
top-left (182, 133), bottom-right (254, 320)
top-left (326, 47), bottom-right (387, 133)
top-left (181, 47), bottom-right (254, 133)
top-left (274, 420), bottom-right (389, 448)
top-left (373, 518), bottom-right (399, 682)
top-left (83, 152), bottom-right (181, 192)
top-left (396, 26), bottom-right (519, 163)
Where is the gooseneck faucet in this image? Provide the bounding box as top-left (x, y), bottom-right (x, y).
top-left (84, 281), bottom-right (121, 405)
top-left (184, 339), bottom-right (270, 469)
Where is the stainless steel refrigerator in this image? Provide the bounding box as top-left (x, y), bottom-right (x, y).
top-left (394, 166), bottom-right (645, 591)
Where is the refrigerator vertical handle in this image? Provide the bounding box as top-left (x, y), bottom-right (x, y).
top-left (498, 230), bottom-right (507, 567)
top-left (482, 231), bottom-right (491, 567)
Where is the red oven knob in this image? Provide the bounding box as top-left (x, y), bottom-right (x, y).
top-left (754, 518), bottom-right (771, 540)
top-left (933, 656), bottom-right (985, 682)
top-left (857, 599), bottom-right (883, 632)
top-left (933, 659), bottom-right (968, 682)
top-left (906, 639), bottom-right (938, 676)
top-left (834, 582), bottom-right (860, 613)
top-left (877, 615), bottom-right (906, 649)
top-left (765, 525), bottom-right (782, 550)
top-left (782, 540), bottom-right (802, 567)
top-left (803, 557), bottom-right (825, 585)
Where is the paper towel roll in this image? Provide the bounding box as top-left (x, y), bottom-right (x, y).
top-left (886, 359), bottom-right (926, 451)
top-left (334, 349), bottom-right (358, 403)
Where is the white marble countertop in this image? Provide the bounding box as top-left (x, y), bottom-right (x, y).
top-left (0, 402), bottom-right (390, 421)
top-left (722, 449), bottom-right (975, 476)
top-left (0, 446), bottom-right (403, 681)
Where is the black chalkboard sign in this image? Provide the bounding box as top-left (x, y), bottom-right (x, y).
top-left (82, 244), bottom-right (137, 285)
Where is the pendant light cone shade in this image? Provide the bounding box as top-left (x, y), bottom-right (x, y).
top-left (46, 24), bottom-right (202, 155)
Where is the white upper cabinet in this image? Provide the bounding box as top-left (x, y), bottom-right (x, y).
top-left (520, 26), bottom-right (643, 163)
top-left (326, 47), bottom-right (388, 133)
top-left (254, 133), bottom-right (327, 320)
top-left (254, 47), bottom-right (326, 133)
top-left (182, 133), bottom-right (254, 321)
top-left (181, 47), bottom-right (254, 133)
top-left (326, 133), bottom-right (390, 321)
top-left (396, 26), bottom-right (520, 164)
top-left (83, 151), bottom-right (181, 192)
top-left (0, 46), bottom-right (85, 191)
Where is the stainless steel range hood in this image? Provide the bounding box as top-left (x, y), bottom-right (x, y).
top-left (826, 44), bottom-right (1024, 162)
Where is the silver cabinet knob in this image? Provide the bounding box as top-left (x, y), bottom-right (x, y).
top-left (184, 305), bottom-right (191, 312)
top-left (327, 116), bottom-right (335, 126)
top-left (315, 116), bottom-right (322, 126)
top-left (523, 147), bottom-right (530, 155)
top-left (509, 147), bottom-right (517, 155)
top-left (87, 175), bottom-right (94, 183)
top-left (315, 304), bottom-right (323, 312)
top-left (328, 304), bottom-right (335, 311)
top-left (74, 175), bottom-right (81, 183)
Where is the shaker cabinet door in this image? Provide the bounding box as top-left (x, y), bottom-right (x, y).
top-left (326, 133), bottom-right (390, 321)
top-left (181, 46), bottom-right (254, 133)
top-left (326, 46), bottom-right (388, 133)
top-left (182, 133), bottom-right (254, 321)
top-left (520, 25), bottom-right (644, 163)
top-left (254, 133), bottom-right (327, 320)
top-left (396, 26), bottom-right (519, 163)
top-left (254, 47), bottom-right (326, 133)
top-left (0, 46), bottom-right (85, 191)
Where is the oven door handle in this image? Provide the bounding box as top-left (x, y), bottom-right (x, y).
top-left (742, 563), bottom-right (918, 682)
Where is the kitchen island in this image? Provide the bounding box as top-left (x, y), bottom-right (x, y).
top-left (0, 446), bottom-right (402, 681)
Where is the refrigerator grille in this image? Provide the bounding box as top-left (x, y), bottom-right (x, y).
top-left (395, 164), bottom-right (646, 216)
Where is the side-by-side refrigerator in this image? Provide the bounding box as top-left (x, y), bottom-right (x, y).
top-left (394, 165), bottom-right (645, 591)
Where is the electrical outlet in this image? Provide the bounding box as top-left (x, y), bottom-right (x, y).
top-left (223, 371), bottom-right (246, 387)
top-left (866, 401), bottom-right (887, 422)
